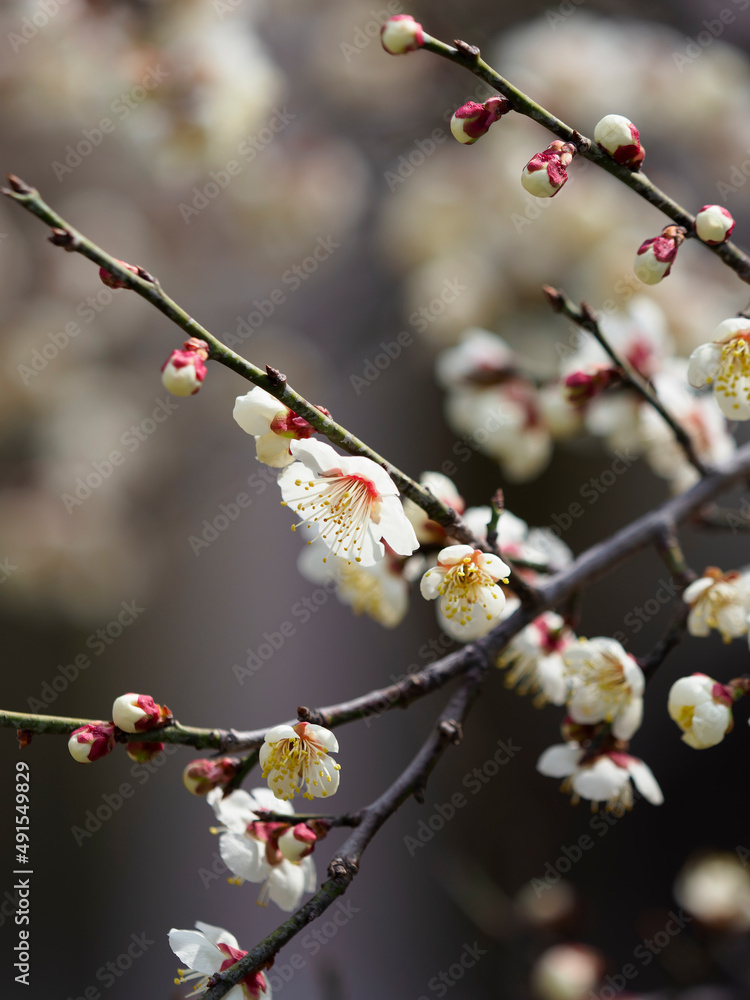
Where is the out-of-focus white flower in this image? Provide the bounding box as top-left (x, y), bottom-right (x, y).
top-left (695, 204), bottom-right (735, 245)
top-left (420, 544), bottom-right (510, 641)
top-left (497, 612), bottom-right (575, 705)
top-left (639, 361), bottom-right (735, 493)
top-left (380, 14), bottom-right (424, 54)
top-left (169, 921), bottom-right (271, 999)
top-left (688, 317), bottom-right (750, 420)
top-left (593, 114), bottom-right (645, 168)
top-left (450, 96), bottom-right (511, 144)
top-left (633, 227), bottom-right (683, 284)
top-left (260, 722), bottom-right (340, 801)
top-left (298, 537), bottom-right (409, 629)
top-left (683, 569), bottom-right (750, 642)
top-left (277, 439), bottom-right (418, 566)
top-left (564, 637), bottom-right (645, 740)
top-left (207, 787), bottom-right (318, 911)
top-left (668, 673), bottom-right (734, 749)
top-left (233, 387), bottom-right (320, 469)
top-left (402, 471), bottom-right (465, 546)
top-left (462, 506), bottom-right (572, 576)
top-left (436, 328), bottom-right (517, 390)
top-left (531, 943), bottom-right (603, 1000)
top-left (537, 742), bottom-right (663, 810)
top-left (675, 853), bottom-right (750, 931)
top-left (521, 141), bottom-right (576, 198)
top-left (68, 722), bottom-right (115, 764)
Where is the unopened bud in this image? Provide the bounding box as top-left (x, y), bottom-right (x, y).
top-left (98, 260), bottom-right (140, 289)
top-left (182, 757), bottom-right (238, 796)
top-left (161, 339), bottom-right (209, 397)
top-left (521, 141), bottom-right (575, 199)
top-left (695, 204), bottom-right (735, 246)
top-left (450, 96), bottom-right (512, 145)
top-left (126, 741), bottom-right (165, 762)
top-left (564, 367), bottom-right (621, 406)
top-left (593, 114), bottom-right (645, 169)
top-left (68, 722), bottom-right (115, 764)
top-left (278, 822), bottom-right (318, 862)
top-left (112, 693), bottom-right (171, 734)
top-left (380, 14), bottom-right (424, 55)
top-left (634, 226), bottom-right (684, 285)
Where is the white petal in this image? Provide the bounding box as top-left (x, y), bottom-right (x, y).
top-left (420, 567), bottom-right (445, 601)
top-left (612, 697), bottom-right (643, 740)
top-left (302, 856), bottom-right (317, 894)
top-left (264, 724), bottom-right (298, 744)
top-left (219, 832), bottom-right (267, 883)
top-left (248, 787), bottom-right (294, 815)
top-left (478, 553), bottom-right (511, 580)
top-left (626, 759), bottom-right (663, 805)
top-left (304, 724), bottom-right (339, 753)
top-left (536, 743), bottom-right (581, 778)
top-left (687, 343), bottom-right (722, 388)
top-left (336, 454), bottom-right (400, 497)
top-left (375, 495), bottom-right (419, 556)
top-left (168, 929), bottom-right (223, 974)
top-left (573, 758), bottom-right (628, 801)
top-left (255, 432), bottom-right (294, 468)
top-left (312, 756), bottom-right (340, 797)
top-left (683, 577), bottom-right (714, 605)
top-left (288, 439), bottom-right (344, 475)
top-left (267, 863), bottom-right (307, 912)
top-left (233, 388), bottom-right (286, 436)
top-left (193, 921), bottom-right (240, 951)
top-left (436, 544), bottom-right (476, 565)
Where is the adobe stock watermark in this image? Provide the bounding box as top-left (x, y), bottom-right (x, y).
top-left (340, 1), bottom-right (403, 61)
top-left (403, 738), bottom-right (520, 856)
top-left (546, 0), bottom-right (587, 31)
top-left (265, 899), bottom-right (361, 993)
top-left (7, 0), bottom-right (71, 54)
top-left (416, 942), bottom-right (487, 999)
top-left (178, 106), bottom-right (296, 223)
top-left (221, 235), bottom-right (340, 349)
top-left (0, 557), bottom-right (18, 584)
top-left (25, 600), bottom-right (145, 712)
top-left (350, 277), bottom-right (467, 394)
top-left (52, 66), bottom-right (169, 181)
top-left (672, 1), bottom-right (749, 73)
top-left (610, 577), bottom-right (682, 649)
top-left (17, 283), bottom-right (128, 385)
top-left (544, 447), bottom-right (639, 537)
top-left (70, 743), bottom-right (180, 846)
top-left (61, 397), bottom-right (180, 512)
top-left (188, 464), bottom-right (284, 555)
top-left (360, 634), bottom-right (456, 727)
top-left (65, 930), bottom-right (156, 1000)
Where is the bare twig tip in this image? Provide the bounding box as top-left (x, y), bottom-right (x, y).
top-left (5, 174), bottom-right (33, 195)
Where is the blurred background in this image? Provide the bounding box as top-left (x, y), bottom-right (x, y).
top-left (1, 0), bottom-right (750, 997)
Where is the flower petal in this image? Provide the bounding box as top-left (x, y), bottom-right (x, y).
top-left (536, 743), bottom-right (580, 778)
top-left (168, 928), bottom-right (222, 974)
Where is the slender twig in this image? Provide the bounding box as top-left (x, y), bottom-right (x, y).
top-left (1, 176), bottom-right (477, 546)
top-left (654, 522), bottom-right (695, 587)
top-left (201, 668), bottom-right (485, 999)
top-left (544, 286), bottom-right (708, 477)
top-left (418, 34), bottom-right (750, 284)
top-left (638, 601), bottom-right (691, 683)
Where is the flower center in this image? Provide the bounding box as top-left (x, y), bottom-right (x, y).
top-left (289, 474), bottom-right (381, 562)
top-left (716, 336), bottom-right (750, 410)
top-left (438, 554), bottom-right (504, 623)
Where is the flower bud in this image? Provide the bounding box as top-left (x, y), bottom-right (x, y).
top-left (521, 141), bottom-right (575, 199)
top-left (593, 114), bottom-right (645, 168)
top-left (695, 204), bottom-right (735, 245)
top-left (182, 757), bottom-right (238, 796)
top-left (68, 723), bottom-right (115, 764)
top-left (380, 14), bottom-right (423, 55)
top-left (160, 338), bottom-right (209, 397)
top-left (531, 943), bottom-right (603, 1000)
top-left (98, 260), bottom-right (140, 289)
top-left (450, 96), bottom-right (512, 144)
top-left (112, 693), bottom-right (171, 734)
top-left (634, 225), bottom-right (684, 284)
top-left (668, 673), bottom-right (733, 749)
top-left (564, 368), bottom-right (621, 406)
top-left (125, 741), bottom-right (165, 762)
top-left (278, 822), bottom-right (318, 862)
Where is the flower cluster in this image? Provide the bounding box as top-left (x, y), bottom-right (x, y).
top-left (169, 922), bottom-right (271, 1000)
top-left (68, 692), bottom-right (170, 764)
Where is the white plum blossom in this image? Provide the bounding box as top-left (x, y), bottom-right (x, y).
top-left (207, 787), bottom-right (317, 911)
top-left (537, 742), bottom-right (663, 811)
top-left (688, 317), bottom-right (750, 420)
top-left (638, 361), bottom-right (735, 493)
top-left (169, 921), bottom-right (271, 999)
top-left (260, 722), bottom-right (340, 802)
top-left (462, 506), bottom-right (572, 577)
top-left (695, 204), bottom-right (734, 245)
top-left (298, 537), bottom-right (409, 629)
top-left (420, 545), bottom-right (510, 641)
top-left (435, 328), bottom-right (516, 390)
top-left (380, 14), bottom-right (424, 54)
top-left (497, 612), bottom-right (575, 706)
top-left (564, 637), bottom-right (645, 740)
top-left (593, 113), bottom-right (645, 168)
top-left (277, 439), bottom-right (418, 566)
top-left (234, 387), bottom-right (296, 468)
top-left (668, 673), bottom-right (734, 749)
top-left (683, 569), bottom-right (750, 642)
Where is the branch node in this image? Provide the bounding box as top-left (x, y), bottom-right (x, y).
top-left (328, 857), bottom-right (358, 880)
top-left (542, 285), bottom-right (563, 312)
top-left (453, 39), bottom-right (480, 59)
top-left (571, 130), bottom-right (591, 152)
top-left (48, 227), bottom-right (79, 251)
top-left (438, 719), bottom-right (463, 745)
top-left (266, 364), bottom-right (287, 388)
